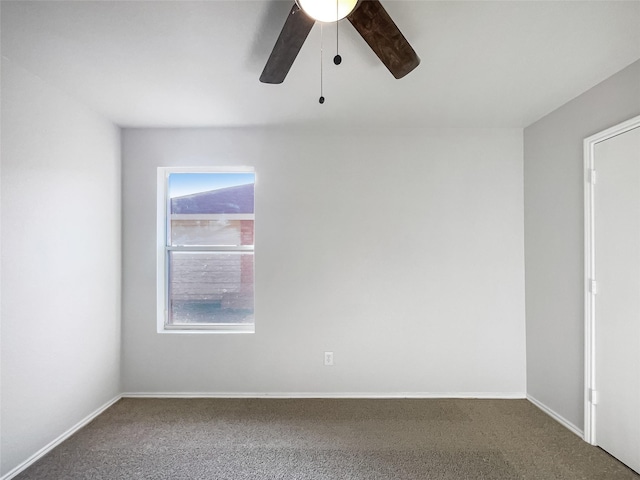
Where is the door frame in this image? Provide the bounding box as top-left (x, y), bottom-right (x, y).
top-left (583, 114), bottom-right (640, 445)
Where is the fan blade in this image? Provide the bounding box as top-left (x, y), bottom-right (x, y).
top-left (260, 3), bottom-right (315, 84)
top-left (348, 0), bottom-right (420, 79)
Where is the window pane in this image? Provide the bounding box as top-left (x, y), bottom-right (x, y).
top-left (168, 173), bottom-right (254, 247)
top-left (168, 173), bottom-right (255, 212)
top-left (168, 251), bottom-right (254, 325)
top-left (171, 219), bottom-right (253, 246)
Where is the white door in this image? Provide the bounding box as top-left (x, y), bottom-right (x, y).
top-left (594, 125), bottom-right (640, 473)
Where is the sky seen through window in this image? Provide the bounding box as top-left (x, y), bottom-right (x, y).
top-left (169, 172), bottom-right (255, 199)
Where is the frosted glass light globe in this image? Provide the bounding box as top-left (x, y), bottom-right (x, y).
top-left (296, 0), bottom-right (359, 23)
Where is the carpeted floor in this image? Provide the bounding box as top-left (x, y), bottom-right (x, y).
top-left (14, 398), bottom-right (640, 479)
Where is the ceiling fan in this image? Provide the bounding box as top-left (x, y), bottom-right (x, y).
top-left (260, 0), bottom-right (420, 84)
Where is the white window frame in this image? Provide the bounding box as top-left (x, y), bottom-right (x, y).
top-left (157, 166), bottom-right (255, 334)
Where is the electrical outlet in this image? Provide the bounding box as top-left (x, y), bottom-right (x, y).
top-left (324, 351), bottom-right (334, 366)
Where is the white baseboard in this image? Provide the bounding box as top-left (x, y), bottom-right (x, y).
top-left (527, 394), bottom-right (584, 439)
top-left (123, 391), bottom-right (526, 399)
top-left (1, 394), bottom-right (122, 480)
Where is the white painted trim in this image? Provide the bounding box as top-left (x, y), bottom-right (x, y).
top-left (0, 395), bottom-right (122, 480)
top-left (122, 392), bottom-right (526, 399)
top-left (527, 394), bottom-right (584, 439)
top-left (160, 166), bottom-right (255, 174)
top-left (157, 167), bottom-right (168, 334)
top-left (171, 214), bottom-right (254, 221)
top-left (583, 114), bottom-right (640, 446)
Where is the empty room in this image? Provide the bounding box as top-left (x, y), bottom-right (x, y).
top-left (1, 0), bottom-right (639, 478)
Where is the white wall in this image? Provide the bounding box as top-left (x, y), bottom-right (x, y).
top-left (0, 60), bottom-right (122, 476)
top-left (122, 127), bottom-right (526, 395)
top-left (524, 59), bottom-right (640, 430)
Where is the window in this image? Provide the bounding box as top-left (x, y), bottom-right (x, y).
top-left (157, 167), bottom-right (255, 333)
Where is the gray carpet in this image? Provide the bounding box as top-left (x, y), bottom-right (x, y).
top-left (14, 398), bottom-right (640, 479)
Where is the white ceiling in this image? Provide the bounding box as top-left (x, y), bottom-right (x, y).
top-left (2, 0), bottom-right (639, 128)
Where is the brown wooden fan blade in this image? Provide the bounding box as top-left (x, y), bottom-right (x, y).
top-left (260, 3), bottom-right (315, 84)
top-left (348, 0), bottom-right (420, 79)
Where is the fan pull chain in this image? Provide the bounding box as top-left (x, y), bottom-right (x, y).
top-left (319, 23), bottom-right (325, 104)
top-left (334, 0), bottom-right (342, 65)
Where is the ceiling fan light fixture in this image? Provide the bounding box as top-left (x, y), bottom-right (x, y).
top-left (296, 0), bottom-right (359, 23)
top-left (260, 0), bottom-right (420, 84)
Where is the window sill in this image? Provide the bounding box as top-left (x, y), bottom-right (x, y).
top-left (159, 324), bottom-right (255, 334)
